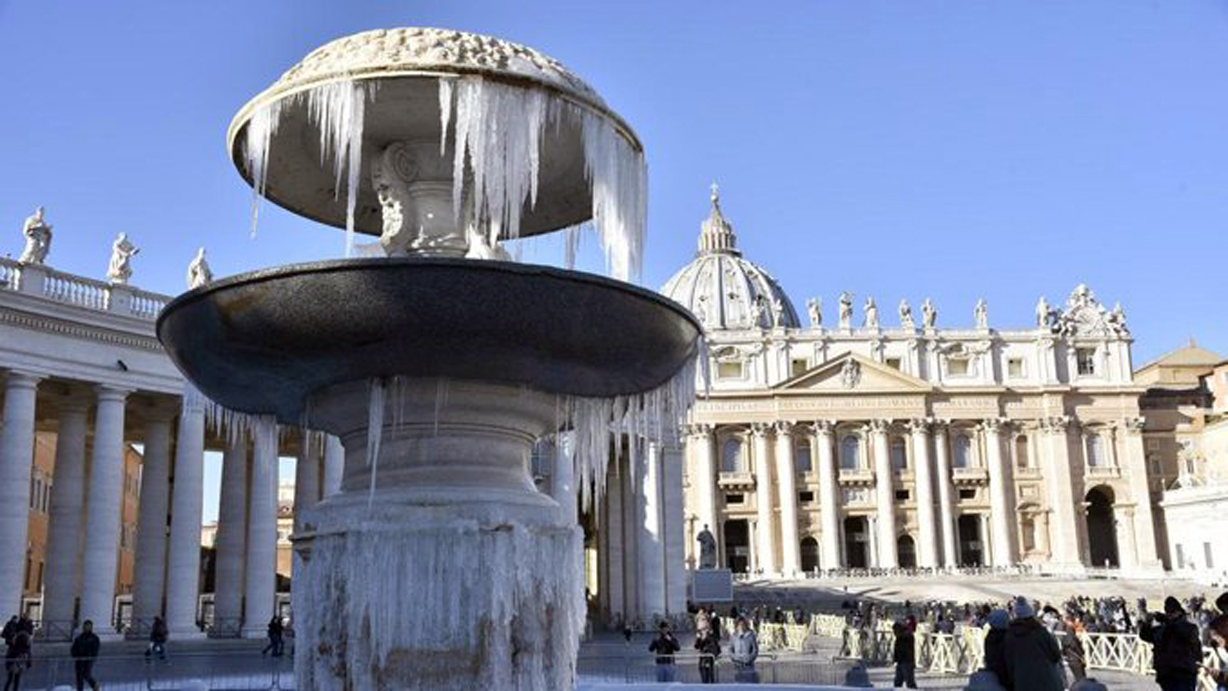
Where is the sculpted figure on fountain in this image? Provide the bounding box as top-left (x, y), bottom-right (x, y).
top-left (187, 248), bottom-right (213, 289)
top-left (107, 232), bottom-right (139, 284)
top-left (18, 206), bottom-right (52, 265)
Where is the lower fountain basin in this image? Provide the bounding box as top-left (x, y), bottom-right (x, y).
top-left (156, 257), bottom-right (700, 422)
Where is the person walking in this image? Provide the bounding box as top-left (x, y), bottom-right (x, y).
top-left (146, 615), bottom-right (168, 661)
top-left (0, 619), bottom-right (14, 649)
top-left (647, 621), bottom-right (680, 682)
top-left (1140, 597), bottom-right (1203, 691)
top-left (729, 617), bottom-right (759, 684)
top-left (70, 620), bottom-right (100, 691)
top-left (3, 627), bottom-right (31, 691)
top-left (695, 614), bottom-right (721, 684)
top-left (1061, 610), bottom-right (1087, 683)
top-left (983, 609), bottom-right (1011, 689)
top-left (892, 620), bottom-right (918, 689)
top-left (1004, 597), bottom-right (1064, 691)
top-left (262, 616), bottom-right (284, 657)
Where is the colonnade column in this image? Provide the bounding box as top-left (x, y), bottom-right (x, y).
top-left (1040, 416), bottom-right (1082, 567)
top-left (131, 413), bottom-right (174, 624)
top-left (983, 418), bottom-right (1016, 566)
top-left (750, 423), bottom-right (777, 575)
top-left (0, 372), bottom-right (41, 615)
top-left (635, 442), bottom-right (665, 620)
top-left (242, 416), bottom-right (278, 638)
top-left (322, 435), bottom-right (344, 497)
top-left (908, 419), bottom-right (938, 568)
top-left (932, 422), bottom-right (958, 567)
top-left (213, 435), bottom-right (249, 629)
top-left (293, 431), bottom-right (320, 532)
top-left (79, 386), bottom-right (130, 635)
top-left (774, 423), bottom-right (800, 576)
top-left (164, 392), bottom-right (206, 636)
top-left (813, 421), bottom-right (841, 569)
top-left (869, 419), bottom-right (897, 568)
top-left (603, 459), bottom-right (625, 622)
top-left (42, 400), bottom-right (89, 628)
top-left (660, 435), bottom-right (687, 615)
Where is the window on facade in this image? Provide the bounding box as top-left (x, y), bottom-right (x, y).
top-left (1014, 436), bottom-right (1030, 469)
top-left (1206, 542), bottom-right (1215, 569)
top-left (726, 493), bottom-right (745, 505)
top-left (1176, 544), bottom-right (1186, 569)
top-left (840, 435), bottom-right (861, 470)
top-left (791, 358), bottom-right (809, 377)
top-left (1021, 515), bottom-right (1036, 552)
top-left (794, 439), bottom-right (812, 474)
top-left (717, 361), bottom-right (744, 379)
top-left (1076, 348), bottom-right (1097, 375)
top-left (894, 489), bottom-right (910, 501)
top-left (1008, 358), bottom-right (1024, 378)
top-left (1148, 454), bottom-right (1162, 474)
top-left (886, 358), bottom-right (902, 371)
top-left (954, 434), bottom-right (972, 468)
top-left (1085, 434), bottom-right (1106, 468)
top-left (890, 438), bottom-right (907, 470)
top-left (958, 488), bottom-right (977, 500)
top-left (799, 490), bottom-right (815, 504)
top-left (947, 358), bottom-right (970, 376)
top-left (722, 439), bottom-right (745, 473)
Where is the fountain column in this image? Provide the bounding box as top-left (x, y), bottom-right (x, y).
top-left (165, 395), bottom-right (206, 636)
top-left (213, 435), bottom-right (249, 630)
top-left (79, 386), bottom-right (130, 635)
top-left (550, 434), bottom-right (576, 524)
top-left (42, 400), bottom-right (89, 629)
top-left (322, 435), bottom-right (344, 497)
top-left (242, 417), bottom-right (278, 638)
top-left (132, 413), bottom-right (174, 623)
top-left (0, 371), bottom-right (40, 614)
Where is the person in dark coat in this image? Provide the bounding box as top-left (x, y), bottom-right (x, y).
top-left (3, 628), bottom-right (31, 691)
top-left (1061, 611), bottom-right (1087, 683)
top-left (1139, 597), bottom-right (1202, 691)
top-left (1217, 592), bottom-right (1228, 616)
top-left (647, 622), bottom-right (680, 682)
top-left (70, 620), bottom-right (100, 691)
top-left (1003, 597), bottom-right (1064, 691)
top-left (0, 619), bottom-right (14, 649)
top-left (11, 619), bottom-right (30, 640)
top-left (892, 621), bottom-right (918, 688)
top-left (262, 616), bottom-right (284, 657)
top-left (694, 616), bottom-right (721, 684)
top-left (983, 609), bottom-right (1011, 689)
top-left (146, 616), bottom-right (168, 661)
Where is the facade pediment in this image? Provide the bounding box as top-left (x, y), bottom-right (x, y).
top-left (774, 352), bottom-right (932, 393)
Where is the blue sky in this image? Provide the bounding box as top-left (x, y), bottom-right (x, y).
top-left (3, 1), bottom-right (1227, 519)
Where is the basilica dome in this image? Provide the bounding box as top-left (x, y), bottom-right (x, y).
top-left (661, 186), bottom-right (799, 331)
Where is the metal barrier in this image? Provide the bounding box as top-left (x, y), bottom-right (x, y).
top-left (576, 652), bottom-right (854, 686)
top-left (34, 619), bottom-right (76, 643)
top-left (11, 651), bottom-right (294, 691)
top-left (208, 617), bottom-right (244, 639)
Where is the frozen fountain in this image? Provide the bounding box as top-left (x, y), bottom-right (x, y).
top-left (156, 28), bottom-right (700, 691)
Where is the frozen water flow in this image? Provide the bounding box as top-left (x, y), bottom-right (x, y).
top-left (366, 378), bottom-right (386, 509)
top-left (306, 81), bottom-right (371, 257)
top-left (242, 99), bottom-right (285, 238)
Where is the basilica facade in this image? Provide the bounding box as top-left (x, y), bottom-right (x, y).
top-left (662, 189), bottom-right (1163, 577)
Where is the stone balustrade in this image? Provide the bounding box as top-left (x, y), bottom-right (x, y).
top-left (0, 257), bottom-right (170, 320)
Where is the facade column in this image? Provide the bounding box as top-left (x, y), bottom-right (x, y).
top-left (322, 434), bottom-right (344, 497)
top-left (1036, 511), bottom-right (1051, 557)
top-left (293, 430), bottom-right (320, 532)
top-left (983, 418), bottom-right (1016, 566)
top-left (908, 419), bottom-right (938, 568)
top-left (213, 434), bottom-right (249, 631)
top-left (689, 424), bottom-right (719, 563)
top-left (131, 413), bottom-right (174, 624)
top-left (1040, 416), bottom-right (1083, 567)
top-left (750, 423), bottom-right (777, 575)
top-left (0, 371), bottom-right (41, 614)
top-left (636, 441), bottom-right (665, 620)
top-left (79, 386), bottom-right (129, 635)
top-left (814, 421), bottom-right (841, 569)
top-left (242, 416), bottom-right (278, 638)
top-left (979, 513), bottom-right (991, 565)
top-left (869, 419), bottom-right (898, 568)
top-left (1121, 417), bottom-right (1160, 569)
top-left (774, 422), bottom-right (801, 576)
top-left (660, 435), bottom-right (687, 616)
top-left (42, 400), bottom-right (89, 628)
top-left (932, 422), bottom-right (958, 567)
top-left (164, 393), bottom-right (206, 637)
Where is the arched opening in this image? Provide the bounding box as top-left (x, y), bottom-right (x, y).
top-left (843, 516), bottom-right (869, 568)
top-left (954, 434), bottom-right (972, 469)
top-left (957, 515), bottom-right (983, 566)
top-left (723, 519), bottom-right (750, 573)
top-left (840, 435), bottom-right (861, 470)
top-left (722, 438), bottom-right (745, 473)
top-left (890, 437), bottom-right (908, 471)
top-left (1014, 435), bottom-right (1030, 469)
top-left (897, 535), bottom-right (917, 568)
top-left (1085, 486), bottom-right (1119, 568)
top-left (800, 536), bottom-right (820, 573)
top-left (794, 438), bottom-right (812, 474)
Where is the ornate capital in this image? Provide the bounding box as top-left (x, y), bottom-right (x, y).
top-left (867, 419), bottom-right (891, 435)
top-left (930, 418), bottom-right (950, 437)
top-left (1039, 415), bottom-right (1072, 434)
top-left (682, 422), bottom-right (714, 438)
top-left (812, 419), bottom-right (835, 436)
top-left (750, 422), bottom-right (772, 437)
top-left (1122, 416), bottom-right (1146, 434)
top-left (907, 418), bottom-right (931, 435)
top-left (980, 417), bottom-right (1007, 435)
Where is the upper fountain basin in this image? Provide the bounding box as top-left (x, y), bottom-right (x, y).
top-left (156, 258), bottom-right (701, 423)
top-left (226, 27), bottom-right (643, 238)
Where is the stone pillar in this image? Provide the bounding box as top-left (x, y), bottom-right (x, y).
top-left (979, 513), bottom-right (991, 565)
top-left (933, 423), bottom-right (958, 567)
top-left (689, 424), bottom-right (719, 559)
top-left (550, 433), bottom-right (577, 524)
top-left (293, 431), bottom-right (320, 532)
top-left (1040, 416), bottom-right (1083, 567)
top-left (131, 414), bottom-right (174, 624)
top-left (79, 386), bottom-right (129, 635)
top-left (1121, 417), bottom-right (1160, 569)
top-left (213, 435), bottom-right (249, 630)
top-left (813, 421), bottom-right (840, 569)
top-left (751, 424), bottom-right (777, 575)
top-left (774, 422), bottom-right (801, 576)
top-left (660, 436), bottom-right (687, 615)
top-left (322, 434), bottom-right (344, 497)
top-left (636, 441), bottom-right (665, 620)
top-left (983, 418), bottom-right (1015, 566)
top-left (869, 419), bottom-right (898, 568)
top-left (42, 400), bottom-right (88, 628)
top-left (0, 372), bottom-right (41, 615)
top-left (164, 394), bottom-right (206, 637)
top-left (242, 417), bottom-right (278, 638)
top-left (604, 458), bottom-right (625, 622)
top-left (908, 419), bottom-right (938, 568)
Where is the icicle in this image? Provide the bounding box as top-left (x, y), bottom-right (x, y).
top-left (438, 78), bottom-right (453, 157)
top-left (306, 80), bottom-right (373, 258)
top-left (243, 98), bottom-right (286, 239)
top-left (366, 378), bottom-right (386, 511)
